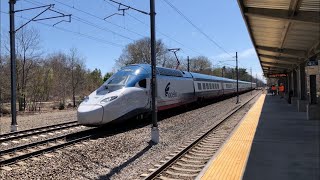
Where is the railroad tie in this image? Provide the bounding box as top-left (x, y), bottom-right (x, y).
top-left (164, 170), bottom-right (199, 177)
top-left (176, 161), bottom-right (204, 168)
top-left (170, 166), bottom-right (202, 173)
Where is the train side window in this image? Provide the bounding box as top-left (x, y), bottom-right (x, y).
top-left (203, 83), bottom-right (206, 90)
top-left (198, 83), bottom-right (202, 90)
top-left (138, 79), bottom-right (146, 88)
top-left (209, 83), bottom-right (212, 89)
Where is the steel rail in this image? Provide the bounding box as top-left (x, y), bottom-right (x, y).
top-left (0, 121), bottom-right (78, 142)
top-left (0, 128), bottom-right (97, 166)
top-left (143, 92), bottom-right (261, 180)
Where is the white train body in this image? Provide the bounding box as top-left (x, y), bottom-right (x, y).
top-left (77, 64), bottom-right (256, 126)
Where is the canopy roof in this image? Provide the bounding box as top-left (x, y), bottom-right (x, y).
top-left (237, 0), bottom-right (320, 77)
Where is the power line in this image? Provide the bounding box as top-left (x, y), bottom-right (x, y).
top-left (162, 0), bottom-right (233, 57)
top-left (25, 0), bottom-right (136, 41)
top-left (0, 11), bottom-right (124, 48)
top-left (104, 0), bottom-right (203, 56)
top-left (51, 0), bottom-right (146, 38)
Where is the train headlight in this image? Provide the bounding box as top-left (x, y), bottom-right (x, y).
top-left (100, 96), bottom-right (118, 104)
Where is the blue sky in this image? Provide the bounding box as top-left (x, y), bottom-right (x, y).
top-left (0, 0), bottom-right (264, 81)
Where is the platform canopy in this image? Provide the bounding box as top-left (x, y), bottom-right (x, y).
top-left (237, 0), bottom-right (320, 77)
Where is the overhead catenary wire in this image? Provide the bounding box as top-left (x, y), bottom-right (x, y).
top-left (24, 0), bottom-right (136, 42)
top-left (55, 0), bottom-right (203, 56)
top-left (0, 11), bottom-right (124, 48)
top-left (104, 0), bottom-right (203, 56)
top-left (162, 0), bottom-right (233, 57)
top-left (51, 0), bottom-right (146, 38)
top-left (31, 0), bottom-right (204, 57)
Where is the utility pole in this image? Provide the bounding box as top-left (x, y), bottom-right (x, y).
top-left (187, 56), bottom-right (190, 72)
top-left (9, 0), bottom-right (18, 132)
top-left (250, 67), bottom-right (252, 95)
top-left (107, 0), bottom-right (159, 144)
top-left (222, 66), bottom-right (225, 77)
top-left (150, 0), bottom-right (159, 144)
top-left (236, 52), bottom-right (239, 104)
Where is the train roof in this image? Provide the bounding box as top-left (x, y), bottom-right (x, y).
top-left (131, 64), bottom-right (254, 84)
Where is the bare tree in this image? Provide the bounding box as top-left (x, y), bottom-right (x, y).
top-left (115, 37), bottom-right (168, 68)
top-left (15, 26), bottom-right (41, 111)
top-left (189, 56), bottom-right (212, 74)
top-left (47, 52), bottom-right (70, 104)
top-left (68, 48), bottom-right (85, 107)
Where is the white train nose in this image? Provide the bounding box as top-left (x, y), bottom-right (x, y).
top-left (77, 104), bottom-right (104, 125)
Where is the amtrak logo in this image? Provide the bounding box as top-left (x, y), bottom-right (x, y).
top-left (165, 82), bottom-right (178, 98)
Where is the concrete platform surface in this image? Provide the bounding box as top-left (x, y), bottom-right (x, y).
top-left (243, 95), bottom-right (320, 180)
top-left (197, 94), bottom-right (320, 180)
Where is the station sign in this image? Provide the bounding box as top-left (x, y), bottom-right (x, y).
top-left (306, 61), bottom-right (319, 75)
top-left (307, 61), bottom-right (318, 66)
top-left (268, 74), bottom-right (287, 78)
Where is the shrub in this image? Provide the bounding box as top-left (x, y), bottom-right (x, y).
top-left (67, 103), bottom-right (73, 108)
top-left (0, 106), bottom-right (10, 115)
top-left (58, 103), bottom-right (65, 110)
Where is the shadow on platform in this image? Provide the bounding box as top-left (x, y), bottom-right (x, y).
top-left (243, 95), bottom-right (320, 180)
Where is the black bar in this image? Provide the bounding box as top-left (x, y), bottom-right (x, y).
top-left (109, 0), bottom-right (149, 15)
top-left (9, 0), bottom-right (17, 131)
top-left (150, 0), bottom-right (157, 128)
top-left (14, 4), bottom-right (52, 13)
top-left (236, 52), bottom-right (239, 103)
top-left (187, 56), bottom-right (190, 72)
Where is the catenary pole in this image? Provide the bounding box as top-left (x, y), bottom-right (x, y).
top-left (9, 0), bottom-right (18, 132)
top-left (250, 67), bottom-right (252, 88)
top-left (150, 0), bottom-right (159, 144)
top-left (236, 52), bottom-right (239, 104)
top-left (187, 56), bottom-right (190, 72)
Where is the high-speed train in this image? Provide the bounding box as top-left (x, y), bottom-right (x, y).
top-left (77, 64), bottom-right (256, 126)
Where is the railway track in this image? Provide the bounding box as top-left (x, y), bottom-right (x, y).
top-left (0, 127), bottom-right (97, 166)
top-left (141, 92), bottom-right (261, 180)
top-left (0, 121), bottom-right (82, 144)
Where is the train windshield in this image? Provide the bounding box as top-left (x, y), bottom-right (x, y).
top-left (103, 66), bottom-right (148, 91)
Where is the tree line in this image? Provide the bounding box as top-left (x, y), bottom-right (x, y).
top-left (0, 27), bottom-right (263, 114)
top-left (0, 27), bottom-right (103, 113)
top-left (115, 37), bottom-right (264, 84)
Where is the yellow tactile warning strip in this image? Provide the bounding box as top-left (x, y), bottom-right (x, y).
top-left (199, 94), bottom-right (266, 180)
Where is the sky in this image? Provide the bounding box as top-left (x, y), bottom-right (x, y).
top-left (0, 0), bottom-right (265, 81)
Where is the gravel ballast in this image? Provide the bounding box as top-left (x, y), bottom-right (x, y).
top-left (0, 111), bottom-right (77, 134)
top-left (1, 91), bottom-right (260, 179)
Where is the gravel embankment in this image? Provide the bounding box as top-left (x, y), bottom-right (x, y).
top-left (0, 91), bottom-right (260, 180)
top-left (0, 110), bottom-right (77, 134)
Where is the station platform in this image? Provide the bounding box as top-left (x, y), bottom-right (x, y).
top-left (197, 94), bottom-right (320, 180)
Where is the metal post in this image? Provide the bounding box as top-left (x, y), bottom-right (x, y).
top-left (250, 67), bottom-right (252, 94)
top-left (0, 0), bottom-right (2, 118)
top-left (187, 56), bottom-right (190, 72)
top-left (222, 66), bottom-right (225, 77)
top-left (236, 52), bottom-right (239, 104)
top-left (150, 0), bottom-right (159, 144)
top-left (9, 0), bottom-right (18, 132)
